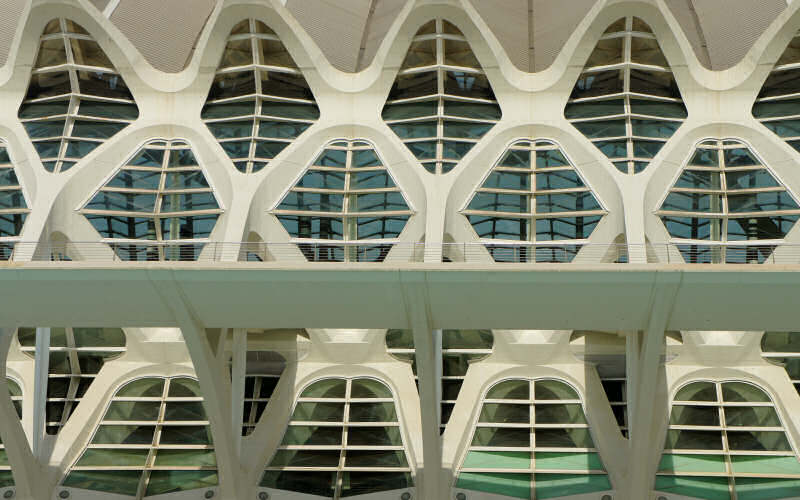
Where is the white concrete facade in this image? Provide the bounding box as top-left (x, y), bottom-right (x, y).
top-left (3, 1), bottom-right (800, 500)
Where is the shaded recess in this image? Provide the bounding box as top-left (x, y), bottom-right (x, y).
top-left (761, 332), bottom-right (800, 394)
top-left (261, 377), bottom-right (414, 498)
top-left (19, 18), bottom-right (139, 174)
top-left (202, 19), bottom-right (320, 174)
top-left (566, 16), bottom-right (687, 174)
top-left (0, 379), bottom-right (21, 488)
top-left (455, 378), bottom-right (613, 499)
top-left (462, 139), bottom-right (606, 263)
top-left (0, 144), bottom-right (30, 260)
top-left (657, 139), bottom-right (800, 264)
top-left (753, 31), bottom-right (800, 152)
top-left (62, 377), bottom-right (218, 497)
top-left (383, 19), bottom-right (502, 174)
top-left (272, 139), bottom-right (413, 262)
top-left (17, 327), bottom-right (126, 435)
top-left (386, 329), bottom-right (493, 432)
top-left (656, 380), bottom-right (800, 499)
top-left (81, 139), bottom-right (222, 261)
top-left (237, 350), bottom-right (286, 436)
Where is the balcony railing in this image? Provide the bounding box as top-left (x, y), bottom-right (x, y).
top-left (0, 241), bottom-right (798, 264)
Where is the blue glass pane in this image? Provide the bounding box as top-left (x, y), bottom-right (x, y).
top-left (350, 171), bottom-right (394, 189)
top-left (565, 99), bottom-right (624, 119)
top-left (499, 149), bottom-right (531, 168)
top-left (689, 148), bottom-right (719, 166)
top-left (86, 192), bottom-right (157, 212)
top-left (763, 119), bottom-right (800, 138)
top-left (164, 171), bottom-right (209, 189)
top-left (160, 193), bottom-right (219, 212)
top-left (726, 170), bottom-right (779, 190)
top-left (484, 172), bottom-right (530, 190)
top-left (258, 121), bottom-right (309, 139)
top-left (356, 216), bottom-right (409, 239)
top-left (536, 150), bottom-right (570, 168)
top-left (19, 101), bottom-right (69, 118)
top-left (631, 119), bottom-right (680, 138)
top-left (107, 170), bottom-right (161, 189)
top-left (351, 192), bottom-right (408, 212)
top-left (352, 149), bottom-right (382, 167)
top-left (277, 216), bottom-right (343, 240)
top-left (78, 101), bottom-right (138, 120)
top-left (536, 216), bottom-right (601, 240)
top-left (24, 120), bottom-right (65, 138)
top-left (444, 121), bottom-right (494, 139)
top-left (468, 216), bottom-right (527, 240)
top-left (442, 141), bottom-right (474, 160)
top-left (675, 170), bottom-right (720, 189)
top-left (661, 216), bottom-right (719, 240)
top-left (728, 192), bottom-right (798, 212)
top-left (727, 216), bottom-right (799, 240)
top-left (0, 213), bottom-right (26, 237)
top-left (278, 192), bottom-right (344, 212)
top-left (536, 171), bottom-right (585, 190)
top-left (254, 141), bottom-right (288, 159)
top-left (573, 119), bottom-right (626, 139)
top-left (87, 215), bottom-right (156, 239)
top-left (207, 121), bottom-right (250, 139)
top-left (0, 169), bottom-right (20, 187)
top-left (315, 149), bottom-right (347, 167)
top-left (168, 149), bottom-right (198, 167)
top-left (160, 215), bottom-right (219, 239)
top-left (65, 140), bottom-right (100, 158)
top-left (468, 193), bottom-right (529, 213)
top-left (594, 140), bottom-right (627, 158)
top-left (661, 192), bottom-right (722, 213)
top-left (632, 140), bottom-right (663, 158)
top-left (724, 148), bottom-right (759, 166)
top-left (535, 193), bottom-right (601, 213)
top-left (34, 141), bottom-right (62, 158)
top-left (0, 191), bottom-right (26, 209)
top-left (71, 121), bottom-right (125, 139)
top-left (221, 141), bottom-right (250, 159)
top-left (389, 121), bottom-right (437, 139)
top-left (407, 141), bottom-right (437, 160)
top-left (295, 171), bottom-right (345, 190)
top-left (129, 149), bottom-right (164, 167)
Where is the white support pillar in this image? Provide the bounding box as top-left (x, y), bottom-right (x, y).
top-left (625, 273), bottom-right (682, 498)
top-left (231, 328), bottom-right (247, 458)
top-left (0, 327), bottom-right (44, 500)
top-left (32, 327), bottom-right (49, 458)
top-left (621, 180), bottom-right (648, 264)
top-left (402, 278), bottom-right (443, 499)
top-left (150, 276), bottom-right (243, 500)
top-left (624, 330), bottom-right (640, 432)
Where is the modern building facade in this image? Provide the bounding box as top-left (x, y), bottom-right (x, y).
top-left (3, 0), bottom-right (800, 499)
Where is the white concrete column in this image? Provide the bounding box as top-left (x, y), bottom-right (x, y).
top-left (231, 328), bottom-right (247, 458)
top-left (625, 273), bottom-right (681, 498)
top-left (620, 179), bottom-right (649, 264)
top-left (32, 327), bottom-right (49, 458)
top-left (624, 330), bottom-right (640, 432)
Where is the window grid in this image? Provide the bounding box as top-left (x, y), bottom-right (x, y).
top-left (753, 31), bottom-right (800, 151)
top-left (80, 139), bottom-right (223, 261)
top-left (383, 19), bottom-right (502, 175)
top-left (761, 332), bottom-right (800, 395)
top-left (656, 381), bottom-right (800, 500)
top-left (566, 16), bottom-right (686, 175)
top-left (272, 139), bottom-right (414, 262)
top-left (203, 18), bottom-right (320, 174)
top-left (261, 377), bottom-right (414, 499)
top-left (461, 139), bottom-right (607, 263)
top-left (0, 379), bottom-right (22, 488)
top-left (231, 350), bottom-right (286, 437)
top-left (456, 378), bottom-right (612, 499)
top-left (386, 329), bottom-right (493, 432)
top-left (601, 377), bottom-right (628, 437)
top-left (20, 18), bottom-right (138, 173)
top-left (17, 327), bottom-right (126, 435)
top-left (0, 144), bottom-right (30, 259)
top-left (63, 377), bottom-right (218, 498)
top-left (656, 139), bottom-right (800, 264)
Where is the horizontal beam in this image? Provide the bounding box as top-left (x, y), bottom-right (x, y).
top-left (2, 263), bottom-right (800, 330)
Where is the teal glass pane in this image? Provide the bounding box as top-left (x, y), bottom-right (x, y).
top-left (78, 101), bottom-right (138, 120)
top-left (573, 120), bottom-right (626, 138)
top-left (655, 475), bottom-right (731, 500)
top-left (565, 99), bottom-right (624, 119)
top-left (726, 170), bottom-right (779, 190)
top-left (725, 406), bottom-right (780, 427)
top-left (536, 171), bottom-right (584, 190)
top-left (499, 149), bottom-right (531, 168)
top-left (301, 379), bottom-right (346, 398)
top-left (154, 450), bottom-right (217, 467)
top-left (261, 102), bottom-right (319, 120)
top-left (535, 452), bottom-right (604, 471)
top-left (281, 426), bottom-right (343, 446)
top-left (62, 470), bottom-right (142, 496)
top-left (535, 149), bottom-right (570, 168)
top-left (278, 192), bottom-right (344, 212)
top-left (675, 170), bottom-right (720, 189)
top-left (277, 216), bottom-right (343, 240)
top-left (86, 192), bottom-right (156, 212)
top-left (535, 192), bottom-right (601, 213)
top-left (479, 403), bottom-right (529, 424)
top-left (535, 404), bottom-right (587, 424)
top-left (260, 470), bottom-right (335, 497)
top-left (382, 102), bottom-right (437, 120)
top-left (347, 426), bottom-right (402, 446)
top-left (728, 192), bottom-right (798, 212)
top-left (258, 120), bottom-right (309, 139)
top-left (763, 119), bottom-right (800, 138)
top-left (164, 171), bottom-right (210, 189)
top-left (356, 215), bottom-right (409, 239)
top-left (315, 149), bottom-right (347, 167)
top-left (270, 450), bottom-right (341, 467)
top-left (390, 122), bottom-right (437, 140)
top-left (665, 430), bottom-right (723, 450)
top-left (145, 470), bottom-right (218, 496)
top-left (457, 472), bottom-right (531, 499)
top-left (345, 450), bottom-right (409, 467)
top-left (735, 477), bottom-right (800, 500)
top-left (632, 119), bottom-right (680, 138)
top-left (594, 140), bottom-right (627, 157)
top-left (91, 425), bottom-right (155, 445)
top-left (629, 99), bottom-right (687, 118)
top-left (105, 401), bottom-right (160, 421)
top-left (349, 403), bottom-right (397, 422)
top-left (339, 471), bottom-right (412, 497)
top-left (291, 402), bottom-right (344, 422)
top-left (64, 140), bottom-right (99, 158)
top-left (669, 405), bottom-right (720, 426)
top-left (487, 380), bottom-right (530, 400)
top-left (350, 192), bottom-right (407, 212)
top-left (0, 168), bottom-right (20, 187)
top-left (468, 215), bottom-right (527, 240)
top-left (464, 451), bottom-right (530, 470)
top-left (534, 473), bottom-right (611, 499)
top-left (129, 148), bottom-right (164, 167)
top-left (658, 454), bottom-right (726, 473)
top-left (468, 192), bottom-right (529, 213)
top-left (75, 448), bottom-right (149, 466)
top-left (352, 149), bottom-right (381, 167)
top-left (350, 171), bottom-right (393, 189)
top-left (164, 402), bottom-right (206, 421)
top-left (731, 455), bottom-right (800, 474)
top-left (107, 170), bottom-right (161, 189)
top-left (160, 192), bottom-right (219, 212)
top-left (444, 121), bottom-right (494, 139)
top-left (535, 428), bottom-right (594, 448)
top-left (71, 121), bottom-right (125, 139)
top-left (24, 120), bottom-right (65, 138)
top-left (484, 171), bottom-right (530, 190)
top-left (442, 140), bottom-right (474, 160)
top-left (727, 431), bottom-right (791, 451)
top-left (444, 100), bottom-right (502, 120)
top-left (661, 192), bottom-right (722, 213)
top-left (117, 378), bottom-right (164, 397)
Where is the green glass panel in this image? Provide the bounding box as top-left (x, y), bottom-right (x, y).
top-left (347, 427), bottom-right (402, 446)
top-left (349, 403), bottom-right (397, 422)
top-left (535, 404), bottom-right (587, 424)
top-left (76, 448), bottom-right (149, 467)
top-left (442, 329), bottom-right (493, 349)
top-left (727, 430), bottom-right (791, 451)
top-left (385, 329), bottom-right (414, 349)
top-left (573, 119), bottom-right (626, 138)
top-left (301, 379), bottom-right (346, 398)
top-left (116, 378), bottom-right (164, 398)
top-left (270, 449), bottom-right (341, 467)
top-left (722, 382), bottom-right (771, 402)
top-left (762, 332), bottom-right (800, 352)
top-left (536, 428), bottom-right (594, 448)
top-left (498, 149), bottom-right (531, 168)
top-left (92, 425), bottom-right (155, 445)
top-left (457, 472), bottom-right (530, 499)
top-left (159, 426), bottom-right (212, 445)
top-left (675, 382), bottom-right (718, 401)
top-left (350, 378), bottom-right (392, 399)
top-left (145, 470), bottom-right (218, 496)
top-left (105, 401), bottom-right (160, 421)
top-left (291, 402), bottom-right (344, 422)
top-left (164, 402), bottom-right (207, 421)
top-left (534, 473), bottom-right (611, 499)
top-left (658, 454), bottom-right (726, 473)
top-left (0, 471), bottom-right (12, 488)
top-left (665, 430), bottom-right (723, 450)
top-left (535, 452), bottom-right (604, 471)
top-left (339, 471), bottom-right (412, 497)
top-left (0, 450), bottom-right (7, 466)
top-left (260, 470), bottom-right (335, 497)
top-left (281, 426), bottom-right (342, 446)
top-left (535, 380), bottom-right (579, 400)
top-left (345, 450), bottom-right (408, 467)
top-left (154, 449), bottom-right (217, 467)
top-left (464, 450), bottom-right (531, 470)
top-left (168, 378), bottom-right (201, 397)
top-left (487, 380), bottom-right (530, 400)
top-left (670, 405), bottom-right (720, 426)
top-left (471, 427), bottom-right (529, 448)
top-left (479, 403), bottom-right (529, 424)
top-left (63, 470), bottom-right (142, 495)
top-left (382, 102), bottom-right (437, 120)
top-left (565, 99), bottom-right (624, 119)
top-left (735, 477), bottom-right (800, 500)
top-left (732, 455), bottom-right (800, 474)
top-left (654, 475), bottom-right (731, 500)
top-left (725, 406), bottom-right (781, 427)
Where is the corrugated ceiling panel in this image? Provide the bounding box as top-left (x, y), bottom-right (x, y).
top-left (358, 0), bottom-right (408, 71)
top-left (0, 0), bottom-right (24, 66)
top-left (89, 0), bottom-right (110, 11)
top-left (532, 0), bottom-right (597, 71)
top-left (111, 0), bottom-right (216, 73)
top-left (664, 0), bottom-right (711, 68)
top-left (471, 0), bottom-right (529, 71)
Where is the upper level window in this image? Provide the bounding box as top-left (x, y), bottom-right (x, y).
top-left (0, 379), bottom-right (22, 489)
top-left (62, 377), bottom-right (218, 498)
top-left (566, 16), bottom-right (686, 174)
top-left (462, 139), bottom-right (606, 262)
top-left (272, 139), bottom-right (414, 262)
top-left (761, 332), bottom-right (800, 395)
top-left (656, 380), bottom-right (800, 500)
top-left (202, 19), bottom-right (319, 174)
top-left (19, 18), bottom-right (139, 173)
top-left (261, 377), bottom-right (414, 498)
top-left (17, 327), bottom-right (126, 434)
top-left (0, 144), bottom-right (29, 259)
top-left (753, 31), bottom-right (800, 151)
top-left (656, 139), bottom-right (800, 263)
top-left (455, 378), bottom-right (613, 499)
top-left (383, 19), bottom-right (501, 175)
top-left (81, 139), bottom-right (223, 261)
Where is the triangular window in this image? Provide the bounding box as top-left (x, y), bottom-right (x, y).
top-left (566, 16), bottom-right (686, 174)
top-left (657, 139), bottom-right (800, 263)
top-left (19, 18), bottom-right (139, 173)
top-left (383, 19), bottom-right (502, 174)
top-left (202, 19), bottom-right (319, 174)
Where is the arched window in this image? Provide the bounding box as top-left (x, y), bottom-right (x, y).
top-left (383, 19), bottom-right (501, 174)
top-left (657, 139), bottom-right (800, 263)
top-left (656, 380), bottom-right (800, 499)
top-left (461, 139), bottom-right (606, 262)
top-left (81, 139), bottom-right (223, 261)
top-left (19, 18), bottom-right (138, 173)
top-left (566, 16), bottom-right (686, 174)
top-left (272, 139), bottom-right (414, 262)
top-left (386, 329), bottom-right (493, 432)
top-left (455, 378), bottom-right (612, 499)
top-left (62, 377), bottom-right (217, 497)
top-left (202, 19), bottom-right (319, 174)
top-left (261, 377), bottom-right (414, 498)
top-left (17, 327), bottom-right (125, 435)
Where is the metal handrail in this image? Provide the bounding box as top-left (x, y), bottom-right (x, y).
top-left (0, 241), bottom-right (797, 264)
